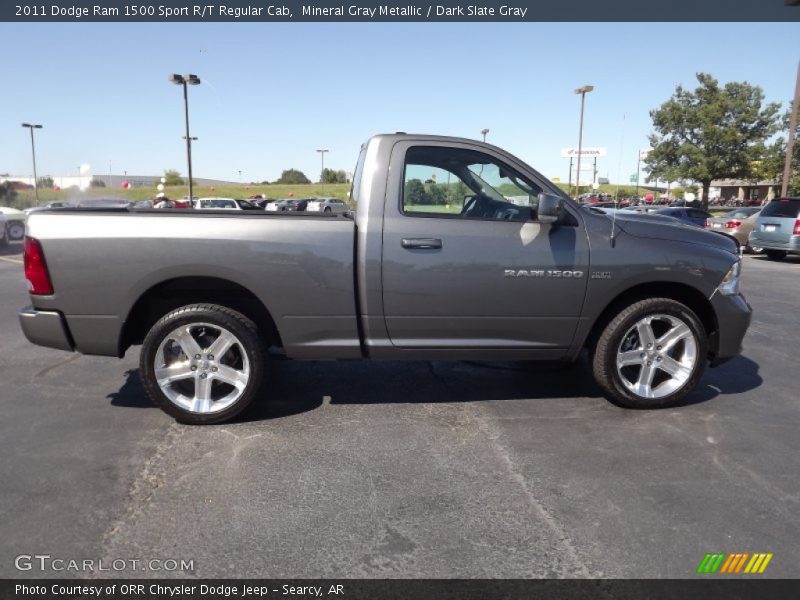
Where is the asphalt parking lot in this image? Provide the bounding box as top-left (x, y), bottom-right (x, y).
top-left (1, 243), bottom-right (799, 579)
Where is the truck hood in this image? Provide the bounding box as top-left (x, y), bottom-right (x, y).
top-left (613, 213), bottom-right (739, 254)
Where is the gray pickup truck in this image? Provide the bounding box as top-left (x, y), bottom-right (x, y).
top-left (19, 134), bottom-right (752, 424)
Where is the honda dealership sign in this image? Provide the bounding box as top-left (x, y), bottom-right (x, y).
top-left (561, 147), bottom-right (607, 158)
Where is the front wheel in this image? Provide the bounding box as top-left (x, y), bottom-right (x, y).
top-left (592, 298), bottom-right (707, 409)
top-left (140, 304), bottom-right (266, 424)
top-left (765, 250), bottom-right (786, 261)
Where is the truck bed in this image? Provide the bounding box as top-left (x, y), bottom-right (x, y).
top-left (25, 209), bottom-right (361, 359)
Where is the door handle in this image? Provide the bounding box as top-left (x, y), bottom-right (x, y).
top-left (401, 238), bottom-right (443, 249)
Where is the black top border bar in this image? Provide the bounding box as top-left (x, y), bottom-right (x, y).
top-left (2, 0), bottom-right (799, 22)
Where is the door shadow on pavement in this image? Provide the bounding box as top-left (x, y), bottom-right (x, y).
top-left (108, 355), bottom-right (762, 423)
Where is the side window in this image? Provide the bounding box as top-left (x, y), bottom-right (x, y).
top-left (402, 146), bottom-right (542, 222)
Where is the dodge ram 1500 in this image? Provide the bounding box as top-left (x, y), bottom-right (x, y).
top-left (19, 134), bottom-right (751, 424)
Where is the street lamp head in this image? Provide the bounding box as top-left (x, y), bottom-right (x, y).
top-left (481, 128), bottom-right (489, 135)
top-left (186, 74), bottom-right (201, 85)
top-left (22, 123), bottom-right (43, 129)
top-left (316, 149), bottom-right (329, 153)
top-left (575, 85), bottom-right (595, 95)
top-left (169, 73), bottom-right (185, 85)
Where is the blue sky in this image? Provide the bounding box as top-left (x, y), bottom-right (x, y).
top-left (0, 22), bottom-right (797, 184)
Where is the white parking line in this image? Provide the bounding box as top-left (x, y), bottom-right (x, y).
top-left (0, 256), bottom-right (22, 264)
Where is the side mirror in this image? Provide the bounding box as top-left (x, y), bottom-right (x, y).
top-left (537, 193), bottom-right (563, 224)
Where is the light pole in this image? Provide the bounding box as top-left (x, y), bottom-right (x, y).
top-left (169, 73), bottom-right (201, 201)
top-left (22, 123), bottom-right (43, 202)
top-left (573, 85), bottom-right (594, 199)
top-left (317, 149), bottom-right (329, 192)
top-left (481, 128), bottom-right (489, 143)
top-left (782, 61), bottom-right (800, 199)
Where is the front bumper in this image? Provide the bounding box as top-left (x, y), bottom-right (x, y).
top-left (748, 232), bottom-right (800, 253)
top-left (18, 306), bottom-right (74, 352)
top-left (709, 292), bottom-right (752, 367)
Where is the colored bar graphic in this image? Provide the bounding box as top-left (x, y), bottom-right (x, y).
top-left (697, 553), bottom-right (727, 573)
top-left (702, 552), bottom-right (773, 575)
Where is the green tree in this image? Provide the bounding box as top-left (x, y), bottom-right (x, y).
top-left (427, 183), bottom-right (447, 205)
top-left (404, 179), bottom-right (427, 205)
top-left (90, 177), bottom-right (106, 187)
top-left (320, 168), bottom-right (348, 184)
top-left (158, 169), bottom-right (185, 186)
top-left (645, 73), bottom-right (781, 209)
top-left (37, 176), bottom-right (54, 189)
top-left (0, 182), bottom-right (18, 206)
top-left (276, 169), bottom-right (311, 185)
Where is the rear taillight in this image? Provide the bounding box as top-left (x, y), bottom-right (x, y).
top-left (794, 219), bottom-right (800, 236)
top-left (725, 220), bottom-right (742, 229)
top-left (23, 236), bottom-right (54, 295)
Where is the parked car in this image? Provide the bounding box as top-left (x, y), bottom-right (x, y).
top-left (704, 208), bottom-right (762, 252)
top-left (305, 197), bottom-right (350, 214)
top-left (748, 197), bottom-right (800, 261)
top-left (249, 196), bottom-right (276, 209)
top-left (654, 207), bottom-right (713, 228)
top-left (73, 198), bottom-right (132, 209)
top-left (234, 199), bottom-right (262, 211)
top-left (264, 199), bottom-right (299, 211)
top-left (19, 133), bottom-right (750, 424)
top-left (194, 197), bottom-right (242, 210)
top-left (0, 207), bottom-right (27, 241)
top-left (0, 211), bottom-right (7, 246)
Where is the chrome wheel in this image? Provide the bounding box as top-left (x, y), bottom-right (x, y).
top-left (154, 322), bottom-right (250, 414)
top-left (616, 313), bottom-right (698, 400)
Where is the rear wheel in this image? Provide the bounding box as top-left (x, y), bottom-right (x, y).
top-left (592, 298), bottom-right (706, 409)
top-left (140, 304), bottom-right (265, 424)
top-left (7, 220), bottom-right (24, 241)
top-left (765, 250), bottom-right (786, 261)
top-left (324, 206), bottom-right (332, 213)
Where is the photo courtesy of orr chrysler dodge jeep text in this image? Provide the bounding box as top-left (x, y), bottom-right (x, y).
top-left (19, 134), bottom-right (751, 424)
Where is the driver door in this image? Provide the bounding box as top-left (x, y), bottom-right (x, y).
top-left (381, 141), bottom-right (589, 350)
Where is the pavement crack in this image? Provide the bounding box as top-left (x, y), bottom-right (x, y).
top-left (35, 353), bottom-right (82, 377)
top-left (102, 421), bottom-right (185, 545)
top-left (473, 404), bottom-right (600, 578)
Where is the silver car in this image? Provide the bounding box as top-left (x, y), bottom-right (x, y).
top-left (305, 197), bottom-right (350, 214)
top-left (748, 197), bottom-right (800, 260)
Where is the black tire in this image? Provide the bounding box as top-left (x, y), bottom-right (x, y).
top-left (140, 303), bottom-right (266, 425)
top-left (765, 250), bottom-right (786, 261)
top-left (324, 207), bottom-right (332, 213)
top-left (592, 298), bottom-right (707, 409)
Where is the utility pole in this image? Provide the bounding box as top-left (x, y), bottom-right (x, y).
top-left (782, 62), bottom-right (800, 198)
top-left (481, 128), bottom-right (489, 143)
top-left (317, 149), bottom-right (329, 193)
top-left (573, 85), bottom-right (594, 199)
top-left (169, 73), bottom-right (201, 201)
top-left (22, 123), bottom-right (43, 202)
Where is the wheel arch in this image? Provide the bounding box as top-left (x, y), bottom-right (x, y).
top-left (582, 281), bottom-right (718, 359)
top-left (119, 276), bottom-right (282, 356)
